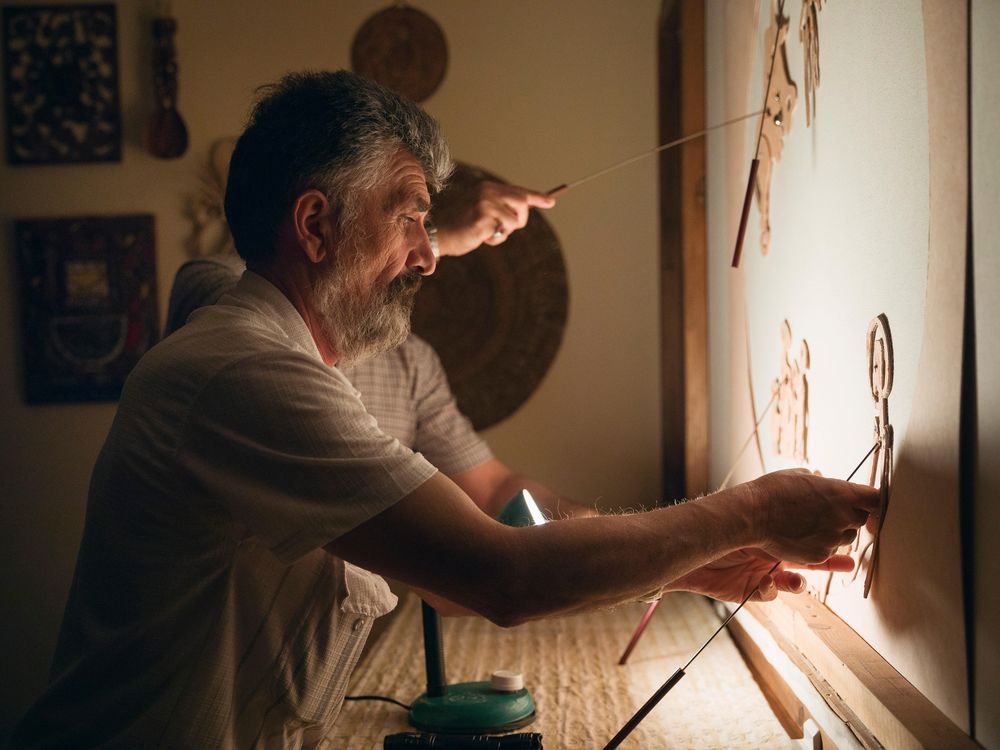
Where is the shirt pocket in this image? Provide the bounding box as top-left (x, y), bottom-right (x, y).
top-left (259, 616), bottom-right (372, 749)
top-left (268, 558), bottom-right (397, 731)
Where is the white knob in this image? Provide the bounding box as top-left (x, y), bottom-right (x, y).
top-left (490, 670), bottom-right (524, 692)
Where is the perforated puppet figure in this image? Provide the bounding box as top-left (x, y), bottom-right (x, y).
top-left (13, 71), bottom-right (877, 749)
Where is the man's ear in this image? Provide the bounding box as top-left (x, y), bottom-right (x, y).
top-left (290, 189), bottom-right (335, 264)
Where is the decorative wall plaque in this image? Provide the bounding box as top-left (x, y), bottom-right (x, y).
top-left (2, 4), bottom-right (122, 165)
top-left (351, 4), bottom-right (448, 102)
top-left (411, 163), bottom-right (568, 429)
top-left (16, 215), bottom-right (158, 403)
top-left (755, 0), bottom-right (798, 255)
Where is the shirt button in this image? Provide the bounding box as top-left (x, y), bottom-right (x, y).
top-left (352, 618), bottom-right (364, 632)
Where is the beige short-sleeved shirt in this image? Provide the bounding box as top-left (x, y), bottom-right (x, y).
top-left (14, 272), bottom-right (437, 749)
top-left (163, 256), bottom-right (492, 477)
top-left (340, 335), bottom-right (492, 477)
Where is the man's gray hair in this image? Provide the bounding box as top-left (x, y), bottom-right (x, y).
top-left (224, 70), bottom-right (453, 263)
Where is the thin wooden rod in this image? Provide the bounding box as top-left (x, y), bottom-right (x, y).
top-left (718, 387), bottom-right (778, 491)
top-left (753, 0), bottom-right (786, 157)
top-left (618, 386), bottom-right (778, 665)
top-left (731, 158), bottom-right (760, 269)
top-left (732, 0), bottom-right (786, 269)
top-left (604, 440), bottom-right (880, 749)
top-left (617, 599), bottom-right (661, 665)
top-left (547, 110), bottom-right (761, 198)
top-left (604, 562), bottom-right (780, 750)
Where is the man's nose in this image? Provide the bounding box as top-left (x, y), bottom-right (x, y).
top-left (408, 228), bottom-right (437, 276)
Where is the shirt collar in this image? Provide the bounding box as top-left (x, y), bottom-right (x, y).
top-left (220, 270), bottom-right (324, 363)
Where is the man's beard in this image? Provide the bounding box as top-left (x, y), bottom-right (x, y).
top-left (313, 244), bottom-right (423, 366)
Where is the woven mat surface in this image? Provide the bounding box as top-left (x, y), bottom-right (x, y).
top-left (330, 592), bottom-right (792, 749)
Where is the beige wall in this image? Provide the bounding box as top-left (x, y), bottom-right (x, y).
top-left (0, 0), bottom-right (662, 734)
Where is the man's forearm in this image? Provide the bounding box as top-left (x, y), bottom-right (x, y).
top-left (328, 471), bottom-right (758, 627)
top-left (328, 469), bottom-right (875, 628)
top-left (493, 488), bottom-right (756, 623)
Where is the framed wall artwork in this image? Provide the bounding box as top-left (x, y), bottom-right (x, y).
top-left (2, 4), bottom-right (122, 165)
top-left (15, 215), bottom-right (158, 403)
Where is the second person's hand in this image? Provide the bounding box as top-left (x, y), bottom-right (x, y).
top-left (433, 180), bottom-right (556, 257)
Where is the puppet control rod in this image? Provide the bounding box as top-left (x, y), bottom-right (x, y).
top-left (545, 110), bottom-right (762, 198)
top-left (543, 2), bottom-right (786, 259)
top-left (731, 0), bottom-right (788, 269)
top-left (616, 388), bottom-right (780, 667)
top-left (602, 440), bottom-right (881, 750)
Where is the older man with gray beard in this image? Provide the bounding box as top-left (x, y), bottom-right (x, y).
top-left (13, 71), bottom-right (877, 749)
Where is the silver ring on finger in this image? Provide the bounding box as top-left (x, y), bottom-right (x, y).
top-left (491, 221), bottom-right (505, 241)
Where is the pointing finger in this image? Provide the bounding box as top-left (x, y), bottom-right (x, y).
top-left (849, 481), bottom-right (881, 513)
top-left (499, 183), bottom-right (557, 209)
top-left (524, 190), bottom-right (556, 208)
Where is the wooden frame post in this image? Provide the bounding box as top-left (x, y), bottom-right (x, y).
top-left (660, 0), bottom-right (709, 502)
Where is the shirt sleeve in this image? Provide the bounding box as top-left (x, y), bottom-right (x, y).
top-left (406, 337), bottom-right (494, 476)
top-left (177, 349), bottom-right (437, 564)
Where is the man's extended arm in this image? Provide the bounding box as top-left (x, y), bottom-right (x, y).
top-left (326, 469), bottom-right (877, 627)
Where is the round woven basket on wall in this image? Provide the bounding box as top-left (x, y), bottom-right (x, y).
top-left (412, 163), bottom-right (569, 429)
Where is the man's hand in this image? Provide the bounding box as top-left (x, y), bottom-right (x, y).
top-left (434, 181), bottom-right (556, 257)
top-left (664, 548), bottom-right (856, 603)
top-left (744, 469), bottom-right (880, 565)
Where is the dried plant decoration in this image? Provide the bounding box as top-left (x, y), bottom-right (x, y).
top-left (799, 0), bottom-right (825, 127)
top-left (189, 138), bottom-right (237, 257)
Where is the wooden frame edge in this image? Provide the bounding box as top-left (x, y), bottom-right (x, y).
top-left (659, 0), bottom-right (710, 504)
top-left (741, 595), bottom-right (980, 750)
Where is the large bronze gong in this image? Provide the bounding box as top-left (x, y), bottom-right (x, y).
top-left (412, 163), bottom-right (569, 429)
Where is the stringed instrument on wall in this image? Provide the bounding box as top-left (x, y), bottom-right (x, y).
top-left (145, 7), bottom-right (188, 159)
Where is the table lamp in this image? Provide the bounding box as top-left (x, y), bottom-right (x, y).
top-left (408, 490), bottom-right (546, 733)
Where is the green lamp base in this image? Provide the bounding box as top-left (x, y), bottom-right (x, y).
top-left (409, 681), bottom-right (537, 734)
